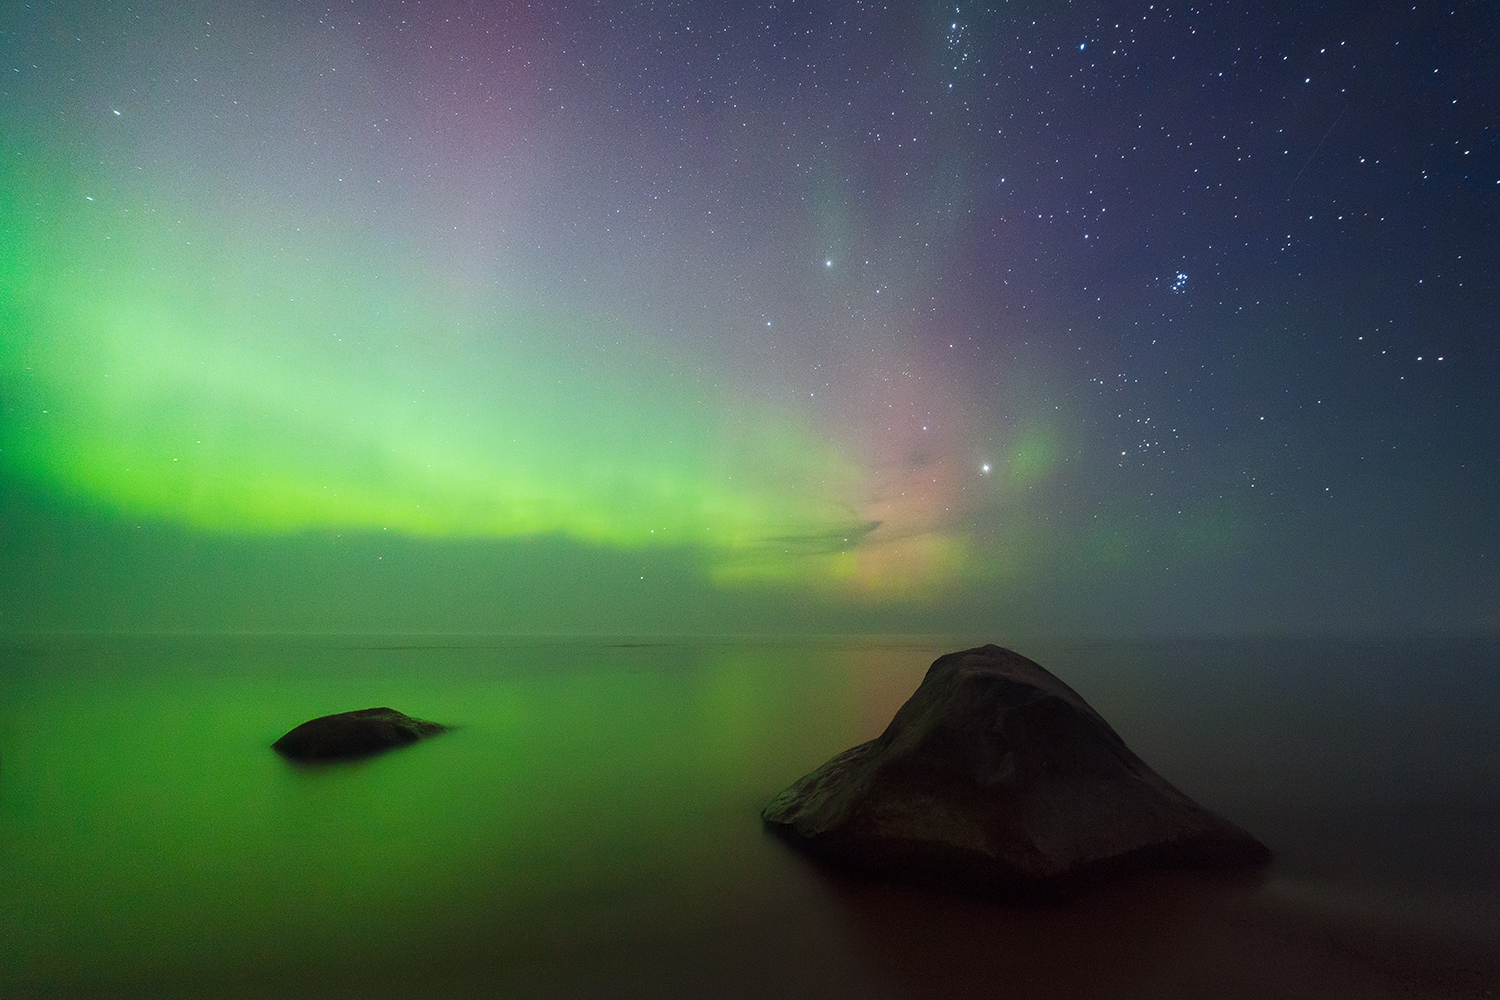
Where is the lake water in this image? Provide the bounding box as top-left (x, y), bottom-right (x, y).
top-left (2, 634), bottom-right (1498, 998)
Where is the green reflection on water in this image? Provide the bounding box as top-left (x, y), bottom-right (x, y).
top-left (0, 636), bottom-right (938, 993)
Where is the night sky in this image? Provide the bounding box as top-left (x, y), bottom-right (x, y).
top-left (2, 1), bottom-right (1496, 635)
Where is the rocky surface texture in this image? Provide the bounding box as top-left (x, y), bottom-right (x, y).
top-left (272, 707), bottom-right (448, 762)
top-left (763, 644), bottom-right (1270, 898)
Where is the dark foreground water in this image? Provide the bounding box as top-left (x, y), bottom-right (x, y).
top-left (2, 634), bottom-right (1498, 999)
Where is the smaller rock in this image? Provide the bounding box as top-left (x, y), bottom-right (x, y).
top-left (273, 707), bottom-right (448, 762)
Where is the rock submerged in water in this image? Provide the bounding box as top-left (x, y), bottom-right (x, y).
top-left (272, 707), bottom-right (448, 762)
top-left (762, 644), bottom-right (1270, 899)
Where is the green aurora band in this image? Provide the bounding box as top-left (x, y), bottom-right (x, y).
top-left (0, 150), bottom-right (986, 595)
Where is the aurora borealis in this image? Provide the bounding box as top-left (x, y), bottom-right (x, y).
top-left (2, 1), bottom-right (1496, 634)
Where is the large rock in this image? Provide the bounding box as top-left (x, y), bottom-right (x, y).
top-left (763, 644), bottom-right (1270, 898)
top-left (272, 707), bottom-right (448, 762)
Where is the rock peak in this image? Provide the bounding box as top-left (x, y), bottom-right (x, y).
top-left (763, 644), bottom-right (1270, 899)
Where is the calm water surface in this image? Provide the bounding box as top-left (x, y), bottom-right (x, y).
top-left (2, 635), bottom-right (1497, 998)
